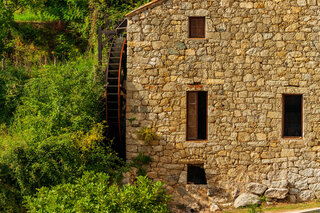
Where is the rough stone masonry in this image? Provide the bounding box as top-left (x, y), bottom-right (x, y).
top-left (125, 0), bottom-right (320, 210)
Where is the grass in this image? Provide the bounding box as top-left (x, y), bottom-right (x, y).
top-left (223, 201), bottom-right (320, 213)
top-left (14, 9), bottom-right (59, 22)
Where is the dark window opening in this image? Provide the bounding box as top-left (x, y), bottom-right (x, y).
top-left (198, 92), bottom-right (207, 139)
top-left (187, 91), bottom-right (207, 141)
top-left (187, 164), bottom-right (207, 185)
top-left (283, 94), bottom-right (302, 137)
top-left (189, 17), bottom-right (205, 38)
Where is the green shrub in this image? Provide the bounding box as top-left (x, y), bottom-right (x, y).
top-left (0, 66), bottom-right (29, 125)
top-left (24, 172), bottom-right (171, 213)
top-left (0, 57), bottom-right (128, 212)
top-left (0, 126), bottom-right (124, 213)
top-left (11, 57), bottom-right (104, 144)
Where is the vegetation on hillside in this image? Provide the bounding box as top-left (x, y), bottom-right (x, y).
top-left (0, 0), bottom-right (171, 212)
top-left (0, 59), bottom-right (125, 212)
top-left (1, 0), bottom-right (151, 65)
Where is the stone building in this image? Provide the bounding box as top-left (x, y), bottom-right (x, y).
top-left (125, 0), bottom-right (320, 210)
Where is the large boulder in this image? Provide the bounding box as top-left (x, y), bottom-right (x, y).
top-left (246, 183), bottom-right (268, 195)
top-left (265, 188), bottom-right (289, 199)
top-left (234, 193), bottom-right (260, 208)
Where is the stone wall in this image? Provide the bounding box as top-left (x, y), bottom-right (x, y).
top-left (126, 0), bottom-right (320, 210)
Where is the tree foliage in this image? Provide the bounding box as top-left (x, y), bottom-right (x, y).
top-left (10, 57), bottom-right (104, 143)
top-left (1, 0), bottom-right (152, 63)
top-left (0, 0), bottom-right (14, 56)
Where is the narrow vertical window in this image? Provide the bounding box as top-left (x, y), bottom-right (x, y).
top-left (187, 91), bottom-right (207, 140)
top-left (189, 17), bottom-right (205, 38)
top-left (283, 94), bottom-right (303, 137)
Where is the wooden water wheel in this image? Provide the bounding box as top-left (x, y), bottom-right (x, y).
top-left (99, 19), bottom-right (127, 159)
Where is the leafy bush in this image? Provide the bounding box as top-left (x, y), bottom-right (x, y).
top-left (0, 127), bottom-right (124, 213)
top-left (24, 172), bottom-right (171, 213)
top-left (0, 66), bottom-right (29, 125)
top-left (0, 57), bottom-right (127, 212)
top-left (11, 57), bottom-right (104, 144)
top-left (0, 0), bottom-right (14, 56)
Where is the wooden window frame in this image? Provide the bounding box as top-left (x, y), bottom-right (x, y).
top-left (282, 94), bottom-right (303, 139)
top-left (189, 17), bottom-right (206, 39)
top-left (186, 91), bottom-right (208, 141)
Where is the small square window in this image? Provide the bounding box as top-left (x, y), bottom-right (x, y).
top-left (187, 164), bottom-right (207, 184)
top-left (187, 91), bottom-right (207, 141)
top-left (189, 17), bottom-right (205, 38)
top-left (283, 94), bottom-right (303, 137)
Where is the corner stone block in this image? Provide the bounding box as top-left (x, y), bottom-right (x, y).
top-left (178, 171), bottom-right (187, 184)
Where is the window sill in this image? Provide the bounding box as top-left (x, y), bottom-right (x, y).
top-left (187, 38), bottom-right (207, 40)
top-left (282, 136), bottom-right (303, 140)
top-left (186, 140), bottom-right (208, 143)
